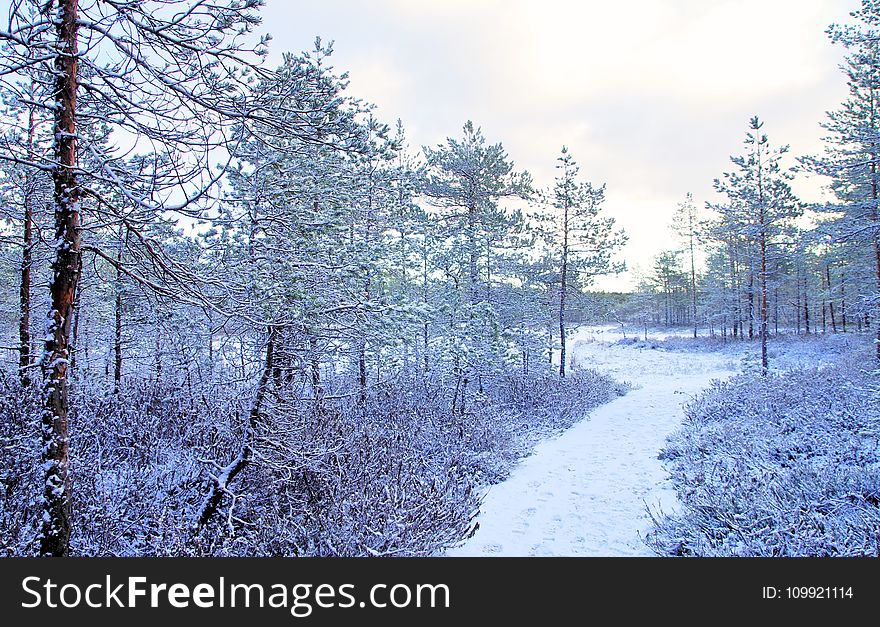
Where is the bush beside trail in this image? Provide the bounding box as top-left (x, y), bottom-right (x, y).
top-left (0, 366), bottom-right (623, 556)
top-left (646, 356), bottom-right (880, 557)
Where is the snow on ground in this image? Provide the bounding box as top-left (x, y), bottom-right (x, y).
top-left (446, 325), bottom-right (741, 556)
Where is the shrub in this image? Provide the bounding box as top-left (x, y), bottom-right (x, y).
top-left (646, 359), bottom-right (880, 556)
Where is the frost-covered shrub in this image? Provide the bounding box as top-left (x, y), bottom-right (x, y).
top-left (646, 358), bottom-right (880, 556)
top-left (0, 372), bottom-right (40, 556)
top-left (0, 362), bottom-right (622, 556)
top-left (67, 377), bottom-right (252, 556)
top-left (192, 367), bottom-right (623, 556)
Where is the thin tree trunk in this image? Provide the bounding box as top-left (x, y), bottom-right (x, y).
top-left (468, 201), bottom-right (479, 305)
top-left (69, 285), bottom-right (81, 374)
top-left (154, 327), bottom-right (162, 382)
top-left (113, 226), bottom-right (127, 394)
top-left (747, 271), bottom-right (754, 340)
top-left (196, 328), bottom-right (274, 532)
top-left (688, 206), bottom-right (697, 339)
top-left (485, 237), bottom-right (491, 304)
top-left (19, 207), bottom-right (33, 387)
top-left (875, 234), bottom-right (880, 361)
top-left (760, 226), bottom-right (768, 374)
top-left (114, 286), bottom-right (122, 392)
top-left (358, 342), bottom-right (367, 403)
top-left (729, 239), bottom-right (739, 339)
top-left (207, 310), bottom-right (214, 369)
top-left (559, 198), bottom-right (569, 378)
top-left (423, 322), bottom-right (429, 374)
top-left (358, 273), bottom-right (371, 403)
top-left (773, 285), bottom-right (779, 336)
top-left (803, 275), bottom-right (811, 335)
top-left (664, 278), bottom-right (670, 326)
top-left (756, 135), bottom-right (767, 373)
top-left (869, 89), bottom-right (879, 360)
top-left (826, 264), bottom-right (837, 333)
top-left (39, 0), bottom-right (80, 557)
top-left (422, 239), bottom-right (430, 374)
top-left (310, 335), bottom-right (321, 398)
top-left (795, 262), bottom-right (801, 334)
top-left (19, 106), bottom-right (36, 388)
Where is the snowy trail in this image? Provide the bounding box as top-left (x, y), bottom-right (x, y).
top-left (446, 328), bottom-right (740, 557)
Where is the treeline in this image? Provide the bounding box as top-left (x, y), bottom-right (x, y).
top-left (0, 1), bottom-right (624, 555)
top-left (625, 5), bottom-right (880, 366)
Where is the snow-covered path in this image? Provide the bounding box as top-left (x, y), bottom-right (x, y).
top-left (446, 327), bottom-right (740, 556)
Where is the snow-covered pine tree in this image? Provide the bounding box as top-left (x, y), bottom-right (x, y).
top-left (673, 193), bottom-right (700, 338)
top-left (712, 117), bottom-right (801, 373)
top-left (422, 121), bottom-right (531, 400)
top-left (0, 82), bottom-right (52, 388)
top-left (540, 147), bottom-right (625, 377)
top-left (805, 3), bottom-right (880, 360)
top-left (0, 0), bottom-right (269, 556)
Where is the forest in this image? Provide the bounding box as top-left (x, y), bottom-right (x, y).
top-left (0, 0), bottom-right (878, 557)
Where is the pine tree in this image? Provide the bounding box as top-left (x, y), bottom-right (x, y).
top-left (673, 193), bottom-right (700, 338)
top-left (805, 3), bottom-right (880, 360)
top-left (422, 121), bottom-right (531, 393)
top-left (0, 0), bottom-right (268, 556)
top-left (713, 117), bottom-right (801, 374)
top-left (541, 146), bottom-right (625, 377)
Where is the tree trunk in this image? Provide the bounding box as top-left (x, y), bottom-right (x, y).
top-left (154, 323), bottom-right (162, 383)
top-left (310, 335), bottom-right (322, 398)
top-left (39, 0), bottom-right (80, 557)
top-left (196, 328), bottom-right (274, 532)
top-left (19, 106), bottom-right (36, 388)
top-left (467, 202), bottom-right (479, 305)
top-left (760, 224), bottom-right (768, 374)
top-left (773, 285), bottom-right (779, 336)
top-left (559, 198), bottom-right (569, 378)
top-left (875, 234), bottom-right (880, 361)
top-left (747, 271), bottom-right (754, 340)
top-left (114, 285), bottom-right (122, 392)
top-left (358, 343), bottom-right (367, 403)
top-left (207, 311), bottom-right (214, 369)
top-left (803, 276), bottom-right (810, 335)
top-left (113, 226), bottom-right (128, 394)
top-left (729, 239), bottom-right (739, 339)
top-left (795, 264), bottom-right (801, 334)
top-left (358, 273), bottom-right (371, 403)
top-left (688, 210), bottom-right (697, 339)
top-left (19, 199), bottom-right (33, 388)
top-left (826, 264), bottom-right (837, 333)
top-left (69, 286), bottom-right (81, 374)
top-left (485, 237), bottom-right (491, 304)
top-left (869, 93), bottom-right (879, 360)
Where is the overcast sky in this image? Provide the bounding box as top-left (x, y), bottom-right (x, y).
top-left (258, 0), bottom-right (854, 291)
top-left (1, 0), bottom-right (853, 290)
